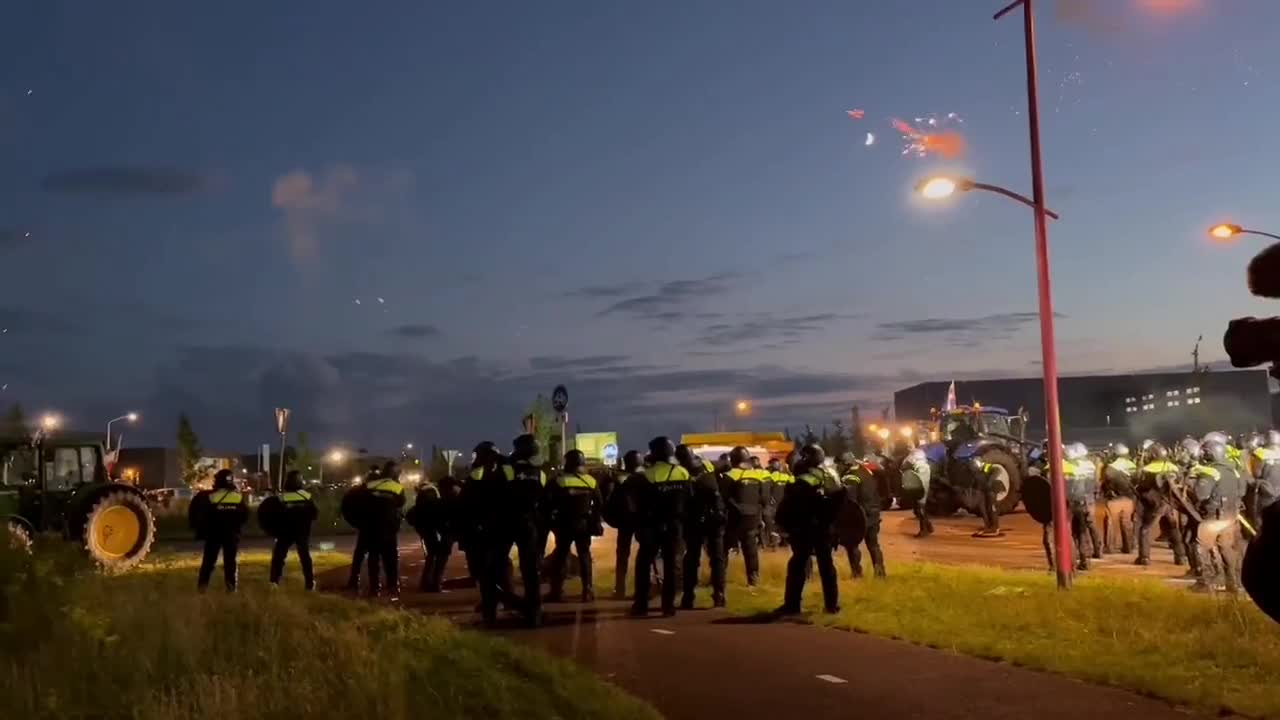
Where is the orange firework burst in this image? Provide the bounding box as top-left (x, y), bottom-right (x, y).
top-left (892, 117), bottom-right (967, 159)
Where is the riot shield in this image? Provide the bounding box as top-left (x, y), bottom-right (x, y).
top-left (256, 495), bottom-right (285, 539)
top-left (835, 496), bottom-right (868, 548)
top-left (1022, 474), bottom-right (1053, 525)
top-left (340, 484), bottom-right (371, 529)
top-left (899, 469), bottom-right (926, 507)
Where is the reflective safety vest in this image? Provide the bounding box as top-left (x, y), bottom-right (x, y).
top-left (771, 470), bottom-right (794, 485)
top-left (727, 468), bottom-right (769, 483)
top-left (1108, 458), bottom-right (1136, 476)
top-left (501, 464), bottom-right (547, 486)
top-left (798, 468), bottom-right (832, 487)
top-left (211, 489), bottom-right (243, 507)
top-left (702, 460), bottom-right (716, 474)
top-left (469, 467), bottom-right (484, 481)
top-left (644, 462), bottom-right (691, 484)
top-left (367, 479), bottom-right (404, 497)
top-left (281, 490), bottom-right (312, 504)
top-left (1188, 464), bottom-right (1221, 481)
top-left (1142, 460), bottom-right (1180, 475)
top-left (559, 473), bottom-right (598, 490)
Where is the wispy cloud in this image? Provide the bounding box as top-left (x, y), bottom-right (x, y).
top-left (389, 323), bottom-right (440, 340)
top-left (874, 312), bottom-right (1059, 347)
top-left (271, 164), bottom-right (414, 260)
top-left (529, 355), bottom-right (629, 371)
top-left (597, 272), bottom-right (741, 320)
top-left (42, 166), bottom-right (210, 195)
top-left (701, 313), bottom-right (857, 347)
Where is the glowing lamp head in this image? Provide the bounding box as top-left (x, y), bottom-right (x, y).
top-left (1209, 223), bottom-right (1241, 241)
top-left (735, 400), bottom-right (750, 413)
top-left (918, 177), bottom-right (958, 200)
top-left (868, 424), bottom-right (880, 433)
top-left (126, 412), bottom-right (139, 422)
top-left (877, 428), bottom-right (891, 440)
top-left (329, 450), bottom-right (346, 463)
top-left (900, 426), bottom-right (914, 438)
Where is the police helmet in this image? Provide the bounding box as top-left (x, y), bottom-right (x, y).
top-left (750, 456), bottom-right (763, 469)
top-left (797, 444), bottom-right (825, 472)
top-left (1111, 442), bottom-right (1130, 458)
top-left (648, 436), bottom-right (675, 460)
top-left (729, 446), bottom-right (752, 467)
top-left (1202, 431), bottom-right (1229, 446)
top-left (622, 449), bottom-right (642, 472)
top-left (382, 461), bottom-right (399, 479)
top-left (1245, 434), bottom-right (1265, 451)
top-left (213, 469), bottom-right (234, 489)
top-left (473, 441), bottom-right (499, 465)
top-left (1141, 438), bottom-right (1155, 452)
top-left (837, 451), bottom-right (858, 469)
top-left (1179, 437), bottom-right (1202, 462)
top-left (717, 453), bottom-right (731, 471)
top-left (1064, 442), bottom-right (1087, 460)
top-left (906, 448), bottom-right (927, 467)
top-left (512, 433), bottom-right (539, 461)
top-left (643, 453), bottom-right (655, 467)
top-left (1148, 442), bottom-right (1169, 460)
top-left (1204, 440), bottom-right (1229, 464)
top-left (675, 443), bottom-right (696, 466)
top-left (564, 449), bottom-right (585, 472)
top-left (767, 457), bottom-right (782, 471)
top-left (284, 470), bottom-right (303, 492)
top-left (1269, 430), bottom-right (1280, 448)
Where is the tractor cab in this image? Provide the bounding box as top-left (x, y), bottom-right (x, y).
top-left (1, 433), bottom-right (155, 569)
top-left (918, 405), bottom-right (1031, 515)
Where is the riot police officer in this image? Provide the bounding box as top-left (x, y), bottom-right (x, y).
top-left (269, 470), bottom-right (318, 590)
top-left (191, 469), bottom-right (249, 592)
top-left (838, 452), bottom-right (885, 578)
top-left (365, 461), bottom-right (406, 598)
top-left (763, 458), bottom-right (787, 548)
top-left (500, 434), bottom-right (548, 626)
top-left (1198, 439), bottom-right (1245, 592)
top-left (342, 466), bottom-right (379, 592)
top-left (1101, 443), bottom-right (1137, 554)
top-left (677, 443), bottom-right (726, 609)
top-left (545, 450), bottom-right (603, 603)
top-left (1063, 442), bottom-right (1101, 570)
top-left (968, 457), bottom-right (1006, 538)
top-left (1257, 430), bottom-right (1280, 531)
top-left (777, 444), bottom-right (842, 614)
top-left (724, 446), bottom-right (768, 586)
top-left (901, 448), bottom-right (933, 537)
top-left (1136, 443), bottom-right (1187, 566)
top-left (407, 475), bottom-right (460, 593)
top-left (463, 441), bottom-right (515, 623)
top-left (606, 450), bottom-right (646, 599)
top-left (632, 436), bottom-right (690, 617)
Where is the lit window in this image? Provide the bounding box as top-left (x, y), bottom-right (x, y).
top-left (1193, 386), bottom-right (1200, 393)
top-left (1168, 400), bottom-right (1179, 407)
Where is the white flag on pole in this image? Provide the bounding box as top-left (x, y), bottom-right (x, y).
top-left (944, 381), bottom-right (958, 411)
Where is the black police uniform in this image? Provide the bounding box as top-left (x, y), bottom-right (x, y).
top-left (1065, 458), bottom-right (1102, 570)
top-left (496, 449), bottom-right (546, 625)
top-left (1198, 459), bottom-right (1245, 592)
top-left (841, 463), bottom-right (885, 578)
top-left (606, 460), bottom-right (646, 599)
top-left (1135, 458), bottom-right (1187, 566)
top-left (545, 467), bottom-right (603, 602)
top-left (681, 456), bottom-right (727, 609)
top-left (633, 456), bottom-right (690, 616)
top-left (191, 476), bottom-right (249, 592)
top-left (365, 473), bottom-right (406, 597)
top-left (407, 478), bottom-right (459, 592)
top-left (343, 468), bottom-right (379, 591)
top-left (725, 465), bottom-right (768, 586)
top-left (269, 483), bottom-right (319, 589)
top-left (463, 456), bottom-right (516, 623)
top-left (779, 462), bottom-right (842, 613)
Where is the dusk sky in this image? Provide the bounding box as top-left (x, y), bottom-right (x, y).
top-left (1, 0), bottom-right (1276, 452)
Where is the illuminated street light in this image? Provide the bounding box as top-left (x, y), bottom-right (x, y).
top-left (899, 426), bottom-right (914, 438)
top-left (1208, 223), bottom-right (1280, 243)
top-left (916, 176), bottom-right (1060, 220)
top-left (876, 428), bottom-right (890, 441)
top-left (735, 400), bottom-right (751, 414)
top-left (320, 449), bottom-right (347, 485)
top-left (106, 412), bottom-right (140, 452)
top-left (41, 414), bottom-right (60, 431)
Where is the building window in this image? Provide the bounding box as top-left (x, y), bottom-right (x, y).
top-left (1187, 397), bottom-right (1201, 405)
top-left (1168, 400), bottom-right (1180, 407)
top-left (1125, 396), bottom-right (1136, 403)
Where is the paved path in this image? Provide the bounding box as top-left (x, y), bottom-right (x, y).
top-left (319, 535), bottom-right (1218, 720)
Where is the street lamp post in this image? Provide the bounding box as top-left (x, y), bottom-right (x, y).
top-left (105, 412), bottom-right (139, 452)
top-left (1209, 223), bottom-right (1280, 243)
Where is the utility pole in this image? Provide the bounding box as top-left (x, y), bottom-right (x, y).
top-left (1192, 335), bottom-right (1202, 373)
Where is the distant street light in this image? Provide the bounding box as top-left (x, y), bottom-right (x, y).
top-left (41, 414), bottom-right (60, 431)
top-left (735, 400), bottom-right (752, 415)
top-left (1209, 223), bottom-right (1280, 242)
top-left (106, 412), bottom-right (139, 452)
top-left (321, 449), bottom-right (347, 485)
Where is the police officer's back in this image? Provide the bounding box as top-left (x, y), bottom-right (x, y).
top-left (724, 445), bottom-right (768, 586)
top-left (777, 444), bottom-right (843, 614)
top-left (545, 450), bottom-right (603, 603)
top-left (499, 434), bottom-right (548, 626)
top-left (268, 470), bottom-right (319, 589)
top-left (677, 443), bottom-right (726, 609)
top-left (1199, 440), bottom-right (1246, 593)
top-left (365, 461), bottom-right (406, 598)
top-left (190, 469), bottom-right (249, 592)
top-left (838, 452), bottom-right (885, 579)
top-left (632, 436), bottom-right (690, 617)
top-left (605, 449), bottom-right (646, 599)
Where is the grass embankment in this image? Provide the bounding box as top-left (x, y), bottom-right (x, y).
top-left (697, 552), bottom-right (1278, 718)
top-left (0, 539), bottom-right (658, 720)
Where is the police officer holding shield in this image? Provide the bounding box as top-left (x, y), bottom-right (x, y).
top-left (677, 443), bottom-right (727, 609)
top-left (837, 452), bottom-right (884, 578)
top-left (1196, 439), bottom-right (1246, 593)
top-left (1063, 443), bottom-right (1102, 570)
top-left (1135, 443), bottom-right (1187, 566)
top-left (192, 469), bottom-right (249, 592)
top-left (900, 448), bottom-right (934, 537)
top-left (968, 457), bottom-right (1006, 538)
top-left (268, 470), bottom-right (319, 590)
top-left (632, 436), bottom-right (690, 617)
top-left (777, 445), bottom-right (843, 614)
top-left (545, 450), bottom-right (603, 603)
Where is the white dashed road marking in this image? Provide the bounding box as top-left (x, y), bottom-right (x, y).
top-left (816, 674), bottom-right (848, 684)
top-left (650, 629), bottom-right (676, 635)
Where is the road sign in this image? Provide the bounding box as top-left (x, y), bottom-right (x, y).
top-left (552, 385), bottom-right (569, 413)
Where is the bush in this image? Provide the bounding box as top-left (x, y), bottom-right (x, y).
top-left (0, 543), bottom-right (657, 720)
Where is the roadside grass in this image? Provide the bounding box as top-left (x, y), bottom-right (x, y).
top-left (0, 538), bottom-right (659, 720)
top-left (710, 551), bottom-right (1280, 718)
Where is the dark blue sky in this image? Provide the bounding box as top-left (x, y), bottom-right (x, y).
top-left (1, 0), bottom-right (1275, 452)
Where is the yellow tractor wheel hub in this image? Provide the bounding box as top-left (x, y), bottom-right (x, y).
top-left (93, 505), bottom-right (142, 559)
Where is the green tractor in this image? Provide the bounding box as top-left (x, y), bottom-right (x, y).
top-left (1, 433), bottom-right (156, 570)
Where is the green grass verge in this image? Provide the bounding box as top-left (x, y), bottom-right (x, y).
top-left (698, 551), bottom-right (1279, 718)
top-left (0, 541), bottom-right (659, 720)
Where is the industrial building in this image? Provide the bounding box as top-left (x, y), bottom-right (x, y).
top-left (893, 370), bottom-right (1272, 445)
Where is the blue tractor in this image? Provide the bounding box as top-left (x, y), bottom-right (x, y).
top-left (919, 405), bottom-right (1030, 516)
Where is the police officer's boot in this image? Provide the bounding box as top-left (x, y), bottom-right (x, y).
top-left (712, 591), bottom-right (726, 608)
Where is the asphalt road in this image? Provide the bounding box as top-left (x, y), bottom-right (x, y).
top-left (314, 512), bottom-right (1216, 720)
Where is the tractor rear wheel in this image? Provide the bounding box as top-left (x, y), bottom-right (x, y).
top-left (5, 519), bottom-right (31, 553)
top-left (980, 448), bottom-right (1023, 514)
top-left (83, 489), bottom-right (155, 571)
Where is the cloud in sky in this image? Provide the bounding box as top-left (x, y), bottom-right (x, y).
top-left (389, 323), bottom-right (441, 339)
top-left (595, 272), bottom-right (741, 321)
top-left (701, 313), bottom-right (859, 347)
top-left (42, 166), bottom-right (210, 195)
top-left (874, 312), bottom-right (1057, 347)
top-left (270, 164), bottom-right (413, 260)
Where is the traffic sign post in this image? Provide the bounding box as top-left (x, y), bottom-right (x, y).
top-left (552, 385), bottom-right (569, 465)
top-left (274, 408), bottom-right (291, 492)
